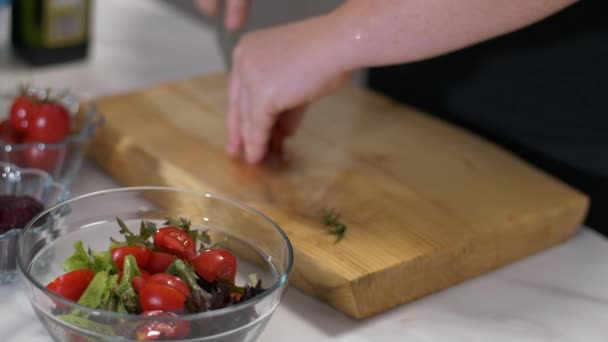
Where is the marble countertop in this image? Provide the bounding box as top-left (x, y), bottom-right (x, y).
top-left (1, 1), bottom-right (607, 341)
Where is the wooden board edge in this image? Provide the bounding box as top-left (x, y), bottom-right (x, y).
top-left (346, 195), bottom-right (589, 319)
top-left (286, 249), bottom-right (358, 317)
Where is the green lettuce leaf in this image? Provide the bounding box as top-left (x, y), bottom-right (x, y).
top-left (77, 271), bottom-right (110, 309)
top-left (90, 247), bottom-right (117, 274)
top-left (62, 241), bottom-right (118, 274)
top-left (100, 274), bottom-right (119, 311)
top-left (58, 313), bottom-right (114, 336)
top-left (112, 255), bottom-right (140, 313)
top-left (62, 241), bottom-right (90, 272)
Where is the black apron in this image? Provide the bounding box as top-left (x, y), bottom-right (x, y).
top-left (367, 0), bottom-right (608, 234)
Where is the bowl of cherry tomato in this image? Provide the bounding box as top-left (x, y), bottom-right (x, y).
top-left (0, 162), bottom-right (69, 284)
top-left (17, 187), bottom-right (293, 341)
top-left (0, 84), bottom-right (104, 187)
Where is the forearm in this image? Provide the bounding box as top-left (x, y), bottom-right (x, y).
top-left (327, 0), bottom-right (578, 71)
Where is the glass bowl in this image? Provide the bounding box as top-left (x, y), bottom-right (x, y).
top-left (17, 187), bottom-right (293, 342)
top-left (0, 85), bottom-right (104, 188)
top-left (0, 162), bottom-right (69, 284)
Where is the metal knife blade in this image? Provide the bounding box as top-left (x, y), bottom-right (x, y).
top-left (216, 0), bottom-right (243, 70)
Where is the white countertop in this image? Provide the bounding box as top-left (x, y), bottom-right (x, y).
top-left (1, 1), bottom-right (608, 341)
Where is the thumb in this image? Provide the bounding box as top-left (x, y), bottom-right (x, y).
top-left (268, 105), bottom-right (308, 157)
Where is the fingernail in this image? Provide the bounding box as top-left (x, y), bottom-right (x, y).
top-left (225, 13), bottom-right (235, 30)
top-left (226, 143), bottom-right (235, 156)
top-left (244, 147), bottom-right (259, 164)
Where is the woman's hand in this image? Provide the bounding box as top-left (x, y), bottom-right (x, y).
top-left (195, 0), bottom-right (250, 31)
top-left (227, 15), bottom-right (351, 164)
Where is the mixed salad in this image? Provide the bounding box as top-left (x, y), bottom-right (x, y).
top-left (46, 217), bottom-right (266, 340)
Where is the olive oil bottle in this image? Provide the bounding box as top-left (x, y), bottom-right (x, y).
top-left (11, 0), bottom-right (91, 65)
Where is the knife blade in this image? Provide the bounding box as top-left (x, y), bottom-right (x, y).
top-left (216, 0), bottom-right (243, 70)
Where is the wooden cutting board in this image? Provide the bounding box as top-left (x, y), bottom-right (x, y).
top-left (87, 73), bottom-right (589, 319)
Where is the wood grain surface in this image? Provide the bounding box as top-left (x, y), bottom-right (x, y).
top-left (86, 73), bottom-right (589, 319)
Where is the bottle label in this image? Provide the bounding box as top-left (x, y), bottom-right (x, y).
top-left (43, 0), bottom-right (88, 47)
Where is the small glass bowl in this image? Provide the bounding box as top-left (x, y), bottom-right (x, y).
top-left (17, 187), bottom-right (293, 341)
top-left (0, 85), bottom-right (104, 188)
top-left (0, 162), bottom-right (69, 284)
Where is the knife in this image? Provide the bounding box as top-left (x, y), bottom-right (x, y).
top-left (216, 0), bottom-right (243, 70)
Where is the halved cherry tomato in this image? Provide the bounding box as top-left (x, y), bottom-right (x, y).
top-left (132, 275), bottom-right (147, 294)
top-left (135, 310), bottom-right (191, 340)
top-left (145, 251), bottom-right (175, 274)
top-left (139, 283), bottom-right (186, 312)
top-left (153, 227), bottom-right (196, 261)
top-left (26, 102), bottom-right (70, 143)
top-left (9, 96), bottom-right (35, 135)
top-left (147, 274), bottom-right (190, 298)
top-left (111, 245), bottom-right (151, 270)
top-left (191, 249), bottom-right (237, 283)
top-left (46, 269), bottom-right (94, 302)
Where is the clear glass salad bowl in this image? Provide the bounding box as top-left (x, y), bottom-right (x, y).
top-left (0, 85), bottom-right (104, 188)
top-left (17, 187), bottom-right (293, 342)
top-left (0, 162), bottom-right (69, 284)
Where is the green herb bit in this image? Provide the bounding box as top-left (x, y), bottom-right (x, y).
top-left (322, 208), bottom-right (348, 243)
top-left (199, 229), bottom-right (212, 246)
top-left (139, 220), bottom-right (157, 241)
top-left (115, 217), bottom-right (155, 248)
top-left (164, 217), bottom-right (192, 231)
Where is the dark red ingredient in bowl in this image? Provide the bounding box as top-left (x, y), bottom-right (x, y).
top-left (0, 195), bottom-right (44, 232)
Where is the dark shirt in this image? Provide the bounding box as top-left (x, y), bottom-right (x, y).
top-left (367, 0), bottom-right (608, 232)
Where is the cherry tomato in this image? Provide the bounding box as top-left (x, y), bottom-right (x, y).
top-left (139, 283), bottom-right (186, 312)
top-left (66, 331), bottom-right (91, 342)
top-left (153, 227), bottom-right (196, 261)
top-left (135, 310), bottom-right (191, 340)
top-left (0, 119), bottom-right (23, 144)
top-left (23, 138), bottom-right (60, 173)
top-left (145, 251), bottom-right (175, 274)
top-left (140, 268), bottom-right (151, 279)
top-left (147, 274), bottom-right (190, 298)
top-left (46, 269), bottom-right (94, 302)
top-left (111, 245), bottom-right (151, 270)
top-left (26, 102), bottom-right (70, 143)
top-left (192, 249), bottom-right (237, 283)
top-left (132, 275), bottom-right (147, 294)
top-left (9, 96), bottom-right (35, 134)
